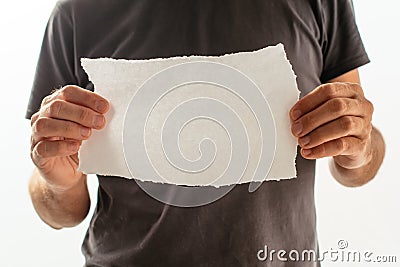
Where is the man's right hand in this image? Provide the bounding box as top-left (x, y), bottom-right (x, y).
top-left (30, 85), bottom-right (109, 192)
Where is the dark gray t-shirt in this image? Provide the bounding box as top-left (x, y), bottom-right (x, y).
top-left (26, 0), bottom-right (369, 266)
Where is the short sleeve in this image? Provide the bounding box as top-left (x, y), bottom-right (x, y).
top-left (320, 0), bottom-right (370, 83)
top-left (25, 1), bottom-right (77, 119)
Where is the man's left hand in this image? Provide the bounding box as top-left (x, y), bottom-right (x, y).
top-left (290, 82), bottom-right (374, 170)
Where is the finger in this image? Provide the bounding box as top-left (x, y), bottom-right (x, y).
top-left (32, 117), bottom-right (92, 141)
top-left (43, 85), bottom-right (109, 114)
top-left (31, 134), bottom-right (66, 151)
top-left (40, 99), bottom-right (106, 129)
top-left (31, 113), bottom-right (63, 149)
top-left (30, 112), bottom-right (39, 126)
top-left (290, 83), bottom-right (363, 121)
top-left (298, 116), bottom-right (370, 149)
top-left (32, 140), bottom-right (80, 163)
top-left (291, 98), bottom-right (367, 137)
top-left (301, 136), bottom-right (364, 159)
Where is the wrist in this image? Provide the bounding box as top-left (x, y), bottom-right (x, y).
top-left (36, 168), bottom-right (87, 195)
top-left (329, 127), bottom-right (385, 187)
top-left (30, 168), bottom-right (90, 229)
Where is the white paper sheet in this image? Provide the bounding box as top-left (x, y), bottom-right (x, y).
top-left (79, 44), bottom-right (299, 187)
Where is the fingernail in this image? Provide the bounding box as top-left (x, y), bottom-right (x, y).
top-left (299, 136), bottom-right (310, 147)
top-left (69, 142), bottom-right (78, 152)
top-left (302, 149), bottom-right (312, 156)
top-left (292, 122), bottom-right (303, 136)
top-left (292, 109), bottom-right (302, 120)
top-left (81, 127), bottom-right (91, 137)
top-left (93, 115), bottom-right (104, 128)
top-left (96, 100), bottom-right (108, 112)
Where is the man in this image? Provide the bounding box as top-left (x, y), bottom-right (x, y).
top-left (27, 0), bottom-right (385, 266)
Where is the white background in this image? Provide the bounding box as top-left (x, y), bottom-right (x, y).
top-left (0, 0), bottom-right (399, 266)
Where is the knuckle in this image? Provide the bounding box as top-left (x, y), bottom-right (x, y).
top-left (78, 108), bottom-right (90, 122)
top-left (47, 100), bottom-right (63, 117)
top-left (49, 100), bottom-right (62, 116)
top-left (312, 135), bottom-right (321, 147)
top-left (334, 139), bottom-right (346, 153)
top-left (302, 114), bottom-right (315, 128)
top-left (351, 83), bottom-right (363, 94)
top-left (33, 117), bottom-right (49, 134)
top-left (317, 144), bottom-right (327, 156)
top-left (40, 95), bottom-right (52, 107)
top-left (60, 85), bottom-right (75, 100)
top-left (365, 99), bottom-right (374, 114)
top-left (30, 112), bottom-right (39, 126)
top-left (314, 132), bottom-right (325, 146)
top-left (329, 98), bottom-right (347, 114)
top-left (339, 116), bottom-right (354, 133)
top-left (63, 121), bottom-right (74, 134)
top-left (324, 84), bottom-right (337, 99)
top-left (362, 123), bottom-right (373, 139)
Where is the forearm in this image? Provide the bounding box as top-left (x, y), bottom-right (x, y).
top-left (28, 168), bottom-right (90, 229)
top-left (330, 127), bottom-right (385, 187)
